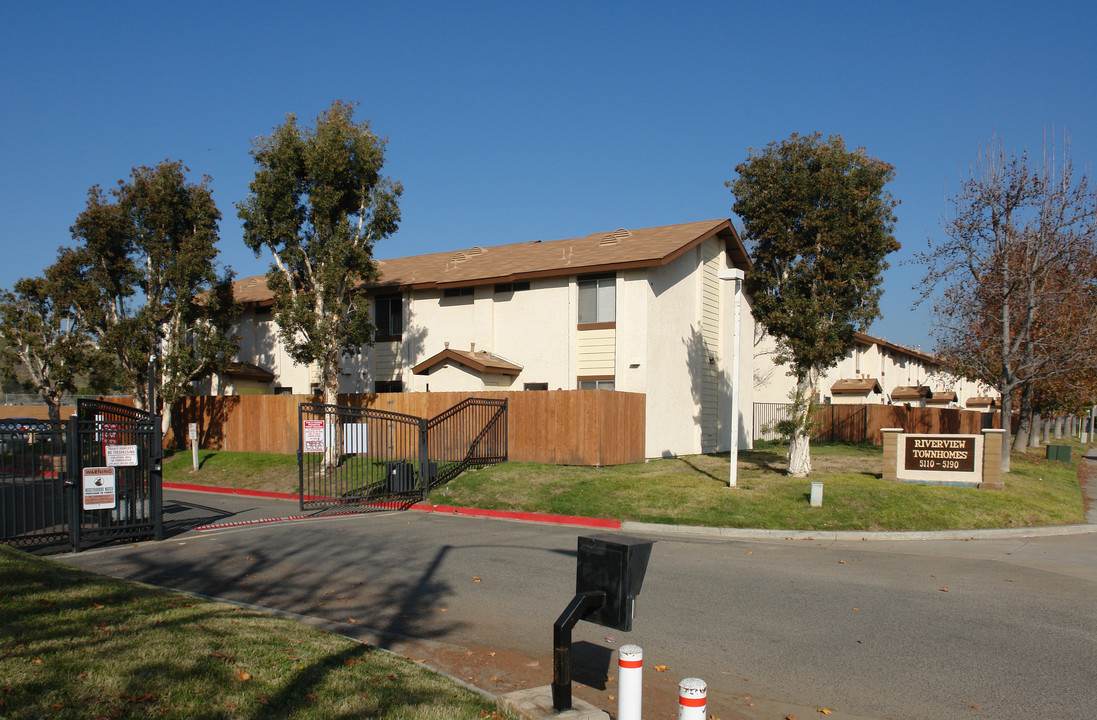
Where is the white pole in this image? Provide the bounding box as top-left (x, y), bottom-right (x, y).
top-left (617, 644), bottom-right (642, 720)
top-left (719, 268), bottom-right (745, 489)
top-left (678, 677), bottom-right (707, 720)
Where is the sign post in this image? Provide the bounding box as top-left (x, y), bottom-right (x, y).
top-left (718, 267), bottom-right (745, 488)
top-left (188, 422), bottom-right (199, 471)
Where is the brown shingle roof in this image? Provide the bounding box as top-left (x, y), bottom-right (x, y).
top-left (966, 396), bottom-right (998, 408)
top-left (926, 391), bottom-right (957, 404)
top-left (231, 219), bottom-right (749, 302)
top-left (890, 385), bottom-right (932, 400)
top-left (412, 348), bottom-right (522, 376)
top-left (830, 377), bottom-right (883, 395)
top-left (222, 361), bottom-right (276, 382)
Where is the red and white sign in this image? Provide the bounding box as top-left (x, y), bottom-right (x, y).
top-left (303, 420), bottom-right (325, 453)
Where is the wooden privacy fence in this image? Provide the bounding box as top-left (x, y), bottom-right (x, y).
top-left (167, 390), bottom-right (645, 466)
top-left (754, 402), bottom-right (1000, 445)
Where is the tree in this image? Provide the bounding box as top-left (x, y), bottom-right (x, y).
top-left (728, 132), bottom-right (899, 476)
top-left (919, 133), bottom-right (1097, 471)
top-left (0, 274), bottom-right (113, 422)
top-left (237, 100), bottom-right (403, 413)
top-left (64, 160), bottom-right (238, 432)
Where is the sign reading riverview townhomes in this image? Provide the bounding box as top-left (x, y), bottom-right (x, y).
top-left (904, 436), bottom-right (976, 472)
top-left (883, 428), bottom-right (1006, 490)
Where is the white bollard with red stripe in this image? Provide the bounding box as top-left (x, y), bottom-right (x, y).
top-left (678, 677), bottom-right (707, 720)
top-left (616, 644), bottom-right (643, 720)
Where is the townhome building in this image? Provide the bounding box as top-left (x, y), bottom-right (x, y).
top-left (214, 219), bottom-right (755, 459)
top-left (752, 331), bottom-right (1000, 409)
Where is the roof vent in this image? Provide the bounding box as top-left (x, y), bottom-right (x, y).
top-left (468, 247), bottom-right (483, 257)
top-left (246, 278), bottom-right (258, 287)
top-left (451, 252), bottom-right (467, 263)
top-left (599, 228), bottom-right (631, 245)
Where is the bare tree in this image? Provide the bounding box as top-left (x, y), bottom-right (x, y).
top-left (918, 132), bottom-right (1097, 471)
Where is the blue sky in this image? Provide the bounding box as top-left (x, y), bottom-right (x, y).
top-left (3, 1), bottom-right (1095, 351)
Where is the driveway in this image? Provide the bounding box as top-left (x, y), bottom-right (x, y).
top-left (56, 486), bottom-right (1097, 720)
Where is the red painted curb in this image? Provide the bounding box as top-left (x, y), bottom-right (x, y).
top-left (164, 482), bottom-right (621, 530)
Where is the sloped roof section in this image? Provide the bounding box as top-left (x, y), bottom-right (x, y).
top-left (222, 361), bottom-right (276, 382)
top-left (412, 348), bottom-right (522, 377)
top-left (966, 396), bottom-right (998, 408)
top-left (926, 391), bottom-right (958, 404)
top-left (830, 377), bottom-right (883, 395)
top-left (890, 385), bottom-right (932, 400)
top-left (230, 219), bottom-right (750, 302)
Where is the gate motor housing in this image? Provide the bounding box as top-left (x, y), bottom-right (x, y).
top-left (552, 533), bottom-right (654, 710)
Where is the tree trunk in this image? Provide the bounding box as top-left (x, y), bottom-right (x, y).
top-left (786, 372), bottom-right (814, 477)
top-left (1054, 416), bottom-right (1063, 440)
top-left (1013, 385), bottom-right (1032, 453)
top-left (321, 354), bottom-right (341, 471)
top-left (161, 402), bottom-right (173, 436)
top-left (1029, 412), bottom-right (1041, 449)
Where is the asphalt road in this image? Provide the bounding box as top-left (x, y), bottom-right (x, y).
top-left (57, 489), bottom-right (1097, 720)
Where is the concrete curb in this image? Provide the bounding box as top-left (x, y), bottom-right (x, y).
top-left (620, 520), bottom-right (1097, 541)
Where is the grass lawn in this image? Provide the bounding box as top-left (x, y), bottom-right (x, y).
top-left (162, 439), bottom-right (1088, 532)
top-left (0, 545), bottom-right (514, 720)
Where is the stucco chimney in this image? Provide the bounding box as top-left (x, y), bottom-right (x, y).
top-left (470, 342), bottom-right (476, 352)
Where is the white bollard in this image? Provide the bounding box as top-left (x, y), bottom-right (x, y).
top-left (810, 481), bottom-right (823, 507)
top-left (678, 677), bottom-right (707, 720)
top-left (617, 644), bottom-right (642, 720)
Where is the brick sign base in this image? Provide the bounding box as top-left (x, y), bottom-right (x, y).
top-left (883, 429), bottom-right (1006, 490)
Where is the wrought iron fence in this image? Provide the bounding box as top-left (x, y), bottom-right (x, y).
top-left (298, 398), bottom-right (508, 511)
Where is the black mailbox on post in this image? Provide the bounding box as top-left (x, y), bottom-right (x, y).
top-left (552, 533), bottom-right (654, 711)
top-left (575, 534), bottom-right (653, 632)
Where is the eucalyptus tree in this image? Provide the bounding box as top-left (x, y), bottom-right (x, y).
top-left (729, 132), bottom-right (900, 476)
top-left (64, 160), bottom-right (238, 432)
top-left (237, 100), bottom-right (403, 411)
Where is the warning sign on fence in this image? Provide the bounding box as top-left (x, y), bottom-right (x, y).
top-left (303, 420), bottom-right (325, 453)
top-left (83, 467), bottom-right (116, 510)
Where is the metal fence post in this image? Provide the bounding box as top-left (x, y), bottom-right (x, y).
top-left (418, 417), bottom-right (430, 502)
top-left (67, 414), bottom-right (81, 553)
top-left (151, 419), bottom-right (163, 541)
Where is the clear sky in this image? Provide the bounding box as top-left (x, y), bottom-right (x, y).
top-left (3, 1), bottom-right (1094, 352)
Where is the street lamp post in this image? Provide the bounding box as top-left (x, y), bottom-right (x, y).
top-left (718, 268), bottom-right (745, 489)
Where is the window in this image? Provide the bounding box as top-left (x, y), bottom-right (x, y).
top-left (375, 380), bottom-right (403, 393)
top-left (578, 378), bottom-right (615, 390)
top-left (524, 382), bottom-right (548, 391)
top-left (375, 294), bottom-right (402, 339)
top-left (443, 286), bottom-right (474, 298)
top-left (274, 386), bottom-right (293, 395)
top-left (494, 281), bottom-right (530, 295)
top-left (578, 275), bottom-right (615, 325)
top-left (255, 304), bottom-right (273, 319)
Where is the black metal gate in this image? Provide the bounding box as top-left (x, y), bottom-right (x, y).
top-left (298, 398), bottom-right (507, 511)
top-left (0, 399), bottom-right (163, 554)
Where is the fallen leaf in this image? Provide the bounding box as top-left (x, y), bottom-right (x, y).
top-left (745, 550), bottom-right (752, 555)
top-left (940, 587), bottom-right (949, 592)
top-left (608, 695), bottom-right (616, 701)
top-left (489, 652), bottom-right (496, 657)
top-left (785, 715), bottom-right (798, 720)
top-left (837, 560), bottom-right (845, 564)
top-left (255, 696), bottom-right (269, 706)
top-left (234, 671), bottom-right (251, 682)
top-left (654, 664), bottom-right (669, 672)
top-left (489, 675), bottom-right (500, 682)
top-left (851, 607), bottom-right (860, 611)
top-left (93, 603), bottom-right (105, 609)
top-left (473, 577), bottom-right (482, 583)
top-left (439, 608), bottom-right (448, 613)
top-left (344, 658), bottom-right (358, 666)
top-left (818, 710), bottom-right (833, 715)
top-left (348, 618), bottom-right (357, 624)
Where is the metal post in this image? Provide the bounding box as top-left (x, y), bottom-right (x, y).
top-left (418, 417), bottom-right (430, 502)
top-left (617, 644), bottom-right (643, 720)
top-left (678, 677), bottom-right (708, 720)
top-left (151, 419), bottom-right (163, 541)
top-left (552, 590), bottom-right (606, 711)
top-left (66, 414), bottom-right (81, 553)
top-left (719, 268), bottom-right (745, 488)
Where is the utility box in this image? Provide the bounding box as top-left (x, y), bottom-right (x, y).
top-left (575, 534), bottom-right (653, 632)
top-left (1046, 445), bottom-right (1072, 463)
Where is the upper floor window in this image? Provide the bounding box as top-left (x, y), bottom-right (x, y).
top-left (443, 286), bottom-right (474, 298)
top-left (578, 274), bottom-right (615, 325)
top-left (494, 280), bottom-right (530, 295)
top-left (375, 294), bottom-right (402, 340)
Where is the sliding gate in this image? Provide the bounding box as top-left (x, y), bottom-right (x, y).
top-left (0, 399), bottom-right (162, 554)
top-left (298, 398), bottom-right (507, 511)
